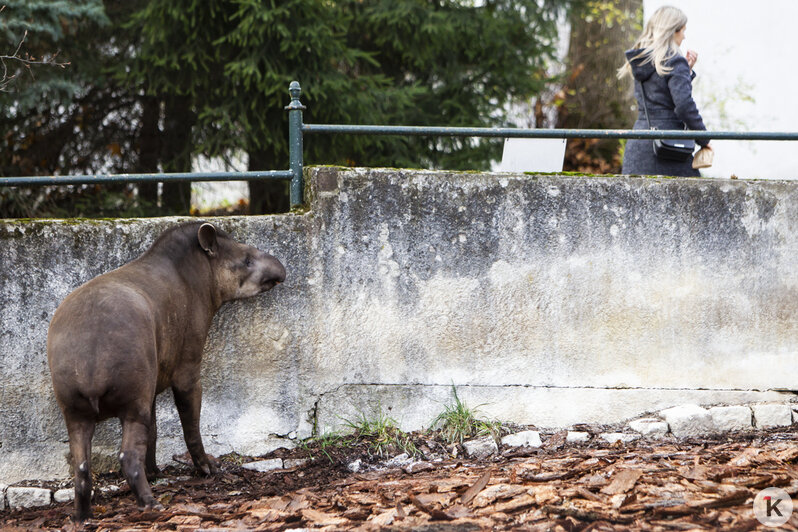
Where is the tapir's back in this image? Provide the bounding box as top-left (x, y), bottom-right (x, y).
top-left (47, 268), bottom-right (160, 418)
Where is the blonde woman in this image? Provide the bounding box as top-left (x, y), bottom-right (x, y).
top-left (619, 6), bottom-right (711, 176)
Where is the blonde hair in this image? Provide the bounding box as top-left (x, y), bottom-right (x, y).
top-left (617, 5), bottom-right (687, 79)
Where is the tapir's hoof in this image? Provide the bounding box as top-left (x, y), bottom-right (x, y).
top-left (140, 500), bottom-right (165, 512)
top-left (66, 517), bottom-right (93, 531)
top-left (200, 461), bottom-right (219, 476)
top-left (198, 454), bottom-right (220, 476)
top-left (73, 511), bottom-right (93, 524)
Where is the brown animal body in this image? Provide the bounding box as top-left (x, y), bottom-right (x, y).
top-left (47, 222), bottom-right (286, 521)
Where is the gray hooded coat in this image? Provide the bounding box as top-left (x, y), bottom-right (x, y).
top-left (621, 48), bottom-right (710, 177)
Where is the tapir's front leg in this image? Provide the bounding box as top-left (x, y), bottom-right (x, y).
top-left (145, 399), bottom-right (159, 480)
top-left (172, 372), bottom-right (218, 476)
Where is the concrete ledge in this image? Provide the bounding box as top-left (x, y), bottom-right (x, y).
top-left (315, 384), bottom-right (793, 433)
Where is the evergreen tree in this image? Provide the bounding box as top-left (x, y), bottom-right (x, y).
top-left (0, 1), bottom-right (159, 217)
top-left (131, 0), bottom-right (562, 213)
top-left (2, 0), bottom-right (563, 216)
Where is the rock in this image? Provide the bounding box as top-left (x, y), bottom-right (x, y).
top-left (6, 487), bottom-right (51, 509)
top-left (385, 453), bottom-right (412, 468)
top-left (242, 458), bottom-right (284, 472)
top-left (447, 444), bottom-right (459, 459)
top-left (0, 484), bottom-right (6, 511)
top-left (752, 403), bottom-right (793, 428)
top-left (463, 436), bottom-right (499, 460)
top-left (628, 418), bottom-right (669, 437)
top-left (709, 406), bottom-right (752, 432)
top-left (660, 404), bottom-right (713, 438)
top-left (283, 458), bottom-right (309, 469)
top-left (53, 488), bottom-right (74, 504)
top-left (566, 431), bottom-right (591, 443)
top-left (403, 461), bottom-right (435, 474)
top-left (347, 459), bottom-right (363, 473)
top-left (501, 430), bottom-right (542, 448)
top-left (600, 433), bottom-right (640, 444)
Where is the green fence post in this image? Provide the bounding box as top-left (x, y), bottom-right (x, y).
top-left (286, 81), bottom-right (306, 209)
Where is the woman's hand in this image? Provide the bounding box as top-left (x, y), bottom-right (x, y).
top-left (686, 49), bottom-right (698, 69)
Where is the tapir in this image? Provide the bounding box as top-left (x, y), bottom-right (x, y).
top-left (47, 222), bottom-right (286, 521)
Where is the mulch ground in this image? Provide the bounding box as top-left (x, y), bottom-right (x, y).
top-left (5, 429), bottom-right (798, 531)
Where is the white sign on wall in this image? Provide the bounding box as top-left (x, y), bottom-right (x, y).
top-left (498, 138), bottom-right (567, 173)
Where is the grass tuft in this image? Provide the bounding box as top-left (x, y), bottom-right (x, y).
top-left (300, 406), bottom-right (418, 463)
top-left (343, 408), bottom-right (418, 458)
top-left (431, 385), bottom-right (502, 443)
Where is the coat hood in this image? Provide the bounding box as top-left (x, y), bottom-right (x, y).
top-left (625, 48), bottom-right (656, 82)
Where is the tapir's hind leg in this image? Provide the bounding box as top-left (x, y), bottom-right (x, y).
top-left (66, 416), bottom-right (96, 522)
top-left (119, 406), bottom-right (163, 511)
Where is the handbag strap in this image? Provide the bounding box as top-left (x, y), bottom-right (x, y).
top-left (637, 79), bottom-right (689, 133)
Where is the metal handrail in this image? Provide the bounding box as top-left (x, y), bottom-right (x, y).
top-left (303, 124), bottom-right (798, 141)
top-left (2, 80), bottom-right (797, 211)
top-left (0, 170), bottom-right (292, 187)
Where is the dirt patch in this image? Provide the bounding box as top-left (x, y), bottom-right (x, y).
top-left (5, 429), bottom-right (798, 530)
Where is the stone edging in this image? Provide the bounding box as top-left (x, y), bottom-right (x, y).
top-left (2, 402), bottom-right (794, 512)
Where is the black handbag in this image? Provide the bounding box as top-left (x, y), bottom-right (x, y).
top-left (638, 82), bottom-right (695, 162)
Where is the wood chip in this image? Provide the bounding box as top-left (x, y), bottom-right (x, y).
top-left (541, 504), bottom-right (635, 524)
top-left (472, 483), bottom-right (527, 507)
top-left (460, 470), bottom-right (491, 505)
top-left (531, 485), bottom-right (561, 505)
top-left (543, 430), bottom-right (568, 450)
top-left (601, 469), bottom-right (643, 495)
top-left (445, 504), bottom-right (474, 519)
top-left (369, 508), bottom-right (397, 526)
top-left (576, 487), bottom-right (604, 502)
top-left (493, 493), bottom-right (536, 513)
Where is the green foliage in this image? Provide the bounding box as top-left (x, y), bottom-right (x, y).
top-left (431, 386), bottom-right (502, 444)
top-left (301, 406), bottom-right (418, 463)
top-left (129, 0), bottom-right (562, 172)
top-left (2, 0), bottom-right (564, 217)
top-left (298, 433), bottom-right (348, 463)
top-left (0, 183), bottom-right (157, 219)
top-left (342, 409), bottom-right (418, 458)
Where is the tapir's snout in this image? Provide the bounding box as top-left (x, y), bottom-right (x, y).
top-left (260, 254), bottom-right (286, 291)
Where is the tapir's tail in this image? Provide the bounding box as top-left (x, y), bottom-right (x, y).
top-left (86, 395), bottom-right (100, 416)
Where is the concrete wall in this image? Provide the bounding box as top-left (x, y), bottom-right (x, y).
top-left (1, 168), bottom-right (797, 483)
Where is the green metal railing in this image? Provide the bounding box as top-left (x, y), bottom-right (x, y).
top-left (3, 80), bottom-right (798, 210)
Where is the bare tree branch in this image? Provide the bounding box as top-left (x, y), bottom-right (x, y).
top-left (0, 6), bottom-right (71, 91)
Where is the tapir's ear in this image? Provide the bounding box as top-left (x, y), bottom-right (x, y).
top-left (197, 223), bottom-right (218, 257)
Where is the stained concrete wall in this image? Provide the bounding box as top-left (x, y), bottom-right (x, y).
top-left (1, 167), bottom-right (797, 484)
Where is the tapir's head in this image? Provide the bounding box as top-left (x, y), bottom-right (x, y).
top-left (197, 223), bottom-right (286, 301)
